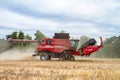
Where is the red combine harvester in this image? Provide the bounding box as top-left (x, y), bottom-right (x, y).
top-left (9, 33), bottom-right (103, 60)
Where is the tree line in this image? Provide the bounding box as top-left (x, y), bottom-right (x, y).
top-left (91, 36), bottom-right (120, 58)
top-left (5, 30), bottom-right (46, 48)
top-left (6, 30), bottom-right (45, 40)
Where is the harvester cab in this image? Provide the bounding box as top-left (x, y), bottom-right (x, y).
top-left (70, 39), bottom-right (79, 50)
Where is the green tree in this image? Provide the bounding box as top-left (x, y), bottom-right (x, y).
top-left (6, 35), bottom-right (11, 39)
top-left (104, 36), bottom-right (117, 44)
top-left (5, 31), bottom-right (34, 48)
top-left (91, 36), bottom-right (120, 58)
top-left (34, 30), bottom-right (46, 40)
top-left (18, 31), bottom-right (24, 39)
top-left (11, 32), bottom-right (18, 39)
top-left (25, 34), bottom-right (32, 40)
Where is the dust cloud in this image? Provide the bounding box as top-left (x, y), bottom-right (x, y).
top-left (0, 48), bottom-right (39, 60)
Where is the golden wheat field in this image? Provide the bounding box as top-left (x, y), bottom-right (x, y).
top-left (0, 58), bottom-right (120, 80)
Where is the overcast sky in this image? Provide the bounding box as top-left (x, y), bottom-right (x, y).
top-left (0, 0), bottom-right (120, 40)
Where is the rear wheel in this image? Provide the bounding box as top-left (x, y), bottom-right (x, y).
top-left (40, 52), bottom-right (51, 60)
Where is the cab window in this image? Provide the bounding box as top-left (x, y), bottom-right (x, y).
top-left (46, 39), bottom-right (51, 45)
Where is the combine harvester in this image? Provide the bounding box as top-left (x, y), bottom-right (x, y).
top-left (9, 33), bottom-right (103, 60)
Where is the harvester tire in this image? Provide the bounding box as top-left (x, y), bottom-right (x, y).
top-left (59, 51), bottom-right (75, 61)
top-left (40, 52), bottom-right (50, 60)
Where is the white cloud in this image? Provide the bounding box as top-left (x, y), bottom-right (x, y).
top-left (0, 8), bottom-right (58, 30)
top-left (19, 0), bottom-right (120, 19)
top-left (8, 0), bottom-right (107, 18)
top-left (0, 7), bottom-right (60, 38)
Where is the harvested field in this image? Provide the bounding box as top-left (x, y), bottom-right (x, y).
top-left (0, 58), bottom-right (119, 80)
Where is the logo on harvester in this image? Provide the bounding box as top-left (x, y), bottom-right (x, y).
top-left (54, 46), bottom-right (65, 48)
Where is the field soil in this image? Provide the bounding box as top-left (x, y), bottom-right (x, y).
top-left (0, 50), bottom-right (120, 80)
top-left (0, 58), bottom-right (119, 80)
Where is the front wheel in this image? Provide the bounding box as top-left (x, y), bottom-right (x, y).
top-left (40, 52), bottom-right (51, 60)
